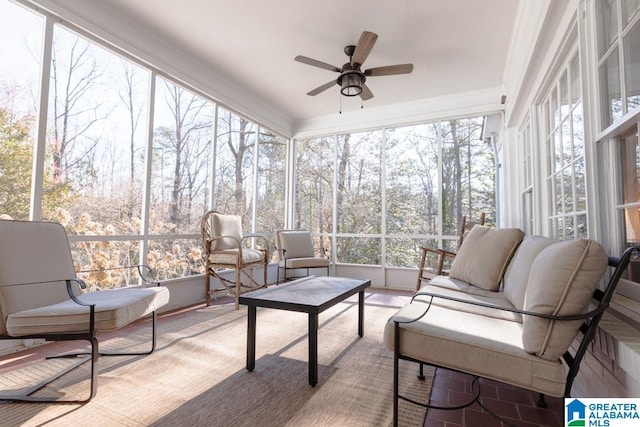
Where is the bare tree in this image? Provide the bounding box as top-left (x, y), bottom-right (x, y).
top-left (49, 36), bottom-right (105, 184)
top-left (155, 83), bottom-right (209, 228)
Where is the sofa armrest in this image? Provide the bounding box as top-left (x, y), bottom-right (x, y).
top-left (396, 289), bottom-right (604, 324)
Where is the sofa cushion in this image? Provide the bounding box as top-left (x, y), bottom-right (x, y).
top-left (522, 239), bottom-right (608, 361)
top-left (503, 236), bottom-right (559, 310)
top-left (210, 213), bottom-right (243, 251)
top-left (415, 281), bottom-right (522, 322)
top-left (449, 225), bottom-right (525, 291)
top-left (384, 302), bottom-right (567, 397)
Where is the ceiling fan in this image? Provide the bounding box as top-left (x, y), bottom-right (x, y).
top-left (295, 31), bottom-right (413, 101)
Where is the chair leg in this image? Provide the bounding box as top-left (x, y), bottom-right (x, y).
top-left (393, 322), bottom-right (400, 427)
top-left (536, 393), bottom-right (547, 408)
top-left (0, 335), bottom-right (99, 404)
top-left (417, 362), bottom-right (426, 380)
top-left (205, 272), bottom-right (211, 306)
top-left (234, 267), bottom-right (240, 310)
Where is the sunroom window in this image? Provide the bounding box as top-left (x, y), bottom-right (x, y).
top-left (597, 0), bottom-right (640, 129)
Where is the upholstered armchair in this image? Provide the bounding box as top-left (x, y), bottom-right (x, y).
top-left (0, 220), bottom-right (169, 403)
top-left (275, 230), bottom-right (330, 284)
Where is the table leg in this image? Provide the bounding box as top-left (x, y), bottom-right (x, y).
top-left (358, 290), bottom-right (365, 337)
top-left (309, 312), bottom-right (318, 386)
top-left (246, 306), bottom-right (256, 371)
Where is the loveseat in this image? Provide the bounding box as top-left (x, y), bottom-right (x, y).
top-left (383, 225), bottom-right (636, 425)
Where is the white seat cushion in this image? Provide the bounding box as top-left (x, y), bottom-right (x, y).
top-left (6, 286), bottom-right (170, 336)
top-left (278, 257), bottom-right (330, 268)
top-left (209, 248), bottom-right (265, 265)
top-left (384, 301), bottom-right (567, 397)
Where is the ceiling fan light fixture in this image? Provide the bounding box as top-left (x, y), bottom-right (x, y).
top-left (339, 71), bottom-right (363, 97)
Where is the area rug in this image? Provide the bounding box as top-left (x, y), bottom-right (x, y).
top-left (0, 295), bottom-right (433, 426)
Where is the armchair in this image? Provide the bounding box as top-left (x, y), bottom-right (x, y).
top-left (201, 210), bottom-right (269, 309)
top-left (416, 213), bottom-right (485, 291)
top-left (0, 220), bottom-right (169, 403)
top-left (275, 230), bottom-right (330, 284)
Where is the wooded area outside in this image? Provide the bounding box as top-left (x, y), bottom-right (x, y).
top-left (0, 0), bottom-right (495, 287)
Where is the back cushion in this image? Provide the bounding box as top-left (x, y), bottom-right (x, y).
top-left (279, 231), bottom-right (314, 258)
top-left (0, 220), bottom-right (78, 335)
top-left (449, 225), bottom-right (525, 291)
top-left (503, 236), bottom-right (559, 310)
top-left (210, 213), bottom-right (243, 251)
top-left (522, 239), bottom-right (608, 361)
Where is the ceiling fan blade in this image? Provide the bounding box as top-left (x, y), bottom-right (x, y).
top-left (360, 83), bottom-right (374, 101)
top-left (307, 80), bottom-right (337, 96)
top-left (365, 64), bottom-right (414, 77)
top-left (295, 55), bottom-right (341, 73)
top-left (351, 31), bottom-right (378, 66)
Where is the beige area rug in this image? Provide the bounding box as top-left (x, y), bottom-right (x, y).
top-left (0, 296), bottom-right (433, 426)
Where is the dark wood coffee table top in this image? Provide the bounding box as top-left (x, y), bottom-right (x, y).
top-left (239, 275), bottom-right (371, 314)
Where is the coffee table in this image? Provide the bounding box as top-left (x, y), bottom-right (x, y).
top-left (238, 275), bottom-right (371, 386)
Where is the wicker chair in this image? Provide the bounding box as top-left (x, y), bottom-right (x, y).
top-left (416, 213), bottom-right (485, 291)
top-left (201, 210), bottom-right (269, 309)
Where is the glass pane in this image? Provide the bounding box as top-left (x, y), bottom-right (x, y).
top-left (336, 130), bottom-right (382, 234)
top-left (386, 124), bottom-right (438, 235)
top-left (576, 214), bottom-right (588, 239)
top-left (42, 26), bottom-right (149, 235)
top-left (572, 103), bottom-right (585, 160)
top-left (0, 1), bottom-right (42, 220)
top-left (563, 166), bottom-right (574, 213)
top-left (386, 238), bottom-right (423, 268)
top-left (553, 217), bottom-right (564, 239)
top-left (336, 237), bottom-right (381, 265)
top-left (564, 215), bottom-right (575, 240)
top-left (620, 129), bottom-right (640, 205)
top-left (214, 107), bottom-right (255, 229)
top-left (295, 136), bottom-right (334, 234)
top-left (597, 0), bottom-right (618, 59)
top-left (599, 49), bottom-right (623, 128)
top-left (624, 206), bottom-right (640, 244)
top-left (553, 174), bottom-right (563, 215)
top-left (575, 160), bottom-right (587, 211)
top-left (624, 20), bottom-right (640, 112)
top-left (559, 70), bottom-right (570, 119)
top-left (72, 240), bottom-right (142, 290)
top-left (562, 119), bottom-right (572, 163)
top-left (417, 238), bottom-right (440, 272)
top-left (441, 117), bottom-right (494, 234)
top-left (554, 129), bottom-right (562, 173)
top-left (623, 0), bottom-right (640, 25)
top-left (147, 237), bottom-right (204, 280)
top-left (152, 79), bottom-right (213, 235)
top-left (256, 129), bottom-right (286, 235)
top-left (570, 54), bottom-right (581, 107)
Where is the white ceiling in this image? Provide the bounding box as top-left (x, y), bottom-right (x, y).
top-left (95, 0), bottom-right (520, 129)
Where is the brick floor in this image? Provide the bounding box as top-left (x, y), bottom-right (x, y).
top-left (423, 368), bottom-right (565, 427)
